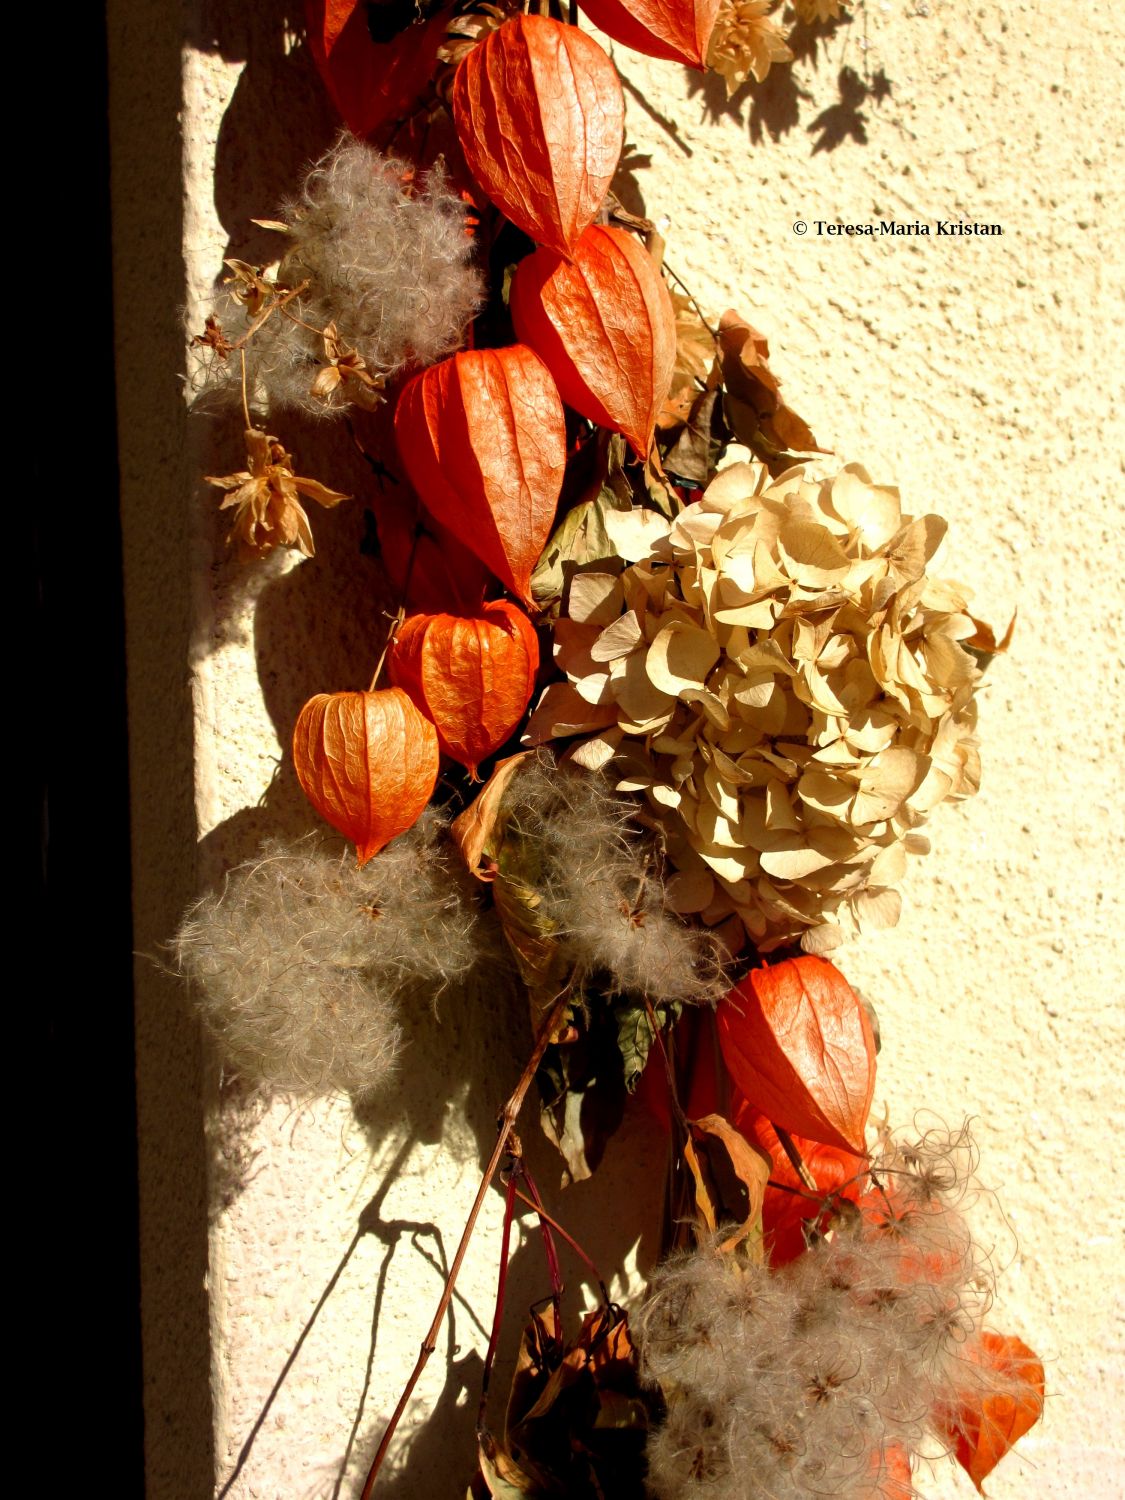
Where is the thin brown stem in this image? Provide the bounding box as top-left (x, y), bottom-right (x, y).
top-left (367, 501), bottom-right (423, 692)
top-left (771, 1123), bottom-right (819, 1193)
top-left (359, 986), bottom-right (572, 1497)
top-left (238, 349), bottom-right (252, 431)
top-left (477, 1168), bottom-right (520, 1427)
top-left (368, 605), bottom-right (406, 692)
top-left (661, 260), bottom-right (720, 340)
top-left (512, 1187), bottom-right (609, 1302)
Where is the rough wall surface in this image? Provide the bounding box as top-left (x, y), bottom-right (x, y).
top-left (124, 1), bottom-right (1123, 1496)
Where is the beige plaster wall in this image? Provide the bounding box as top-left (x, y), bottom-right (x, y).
top-left (121, 2), bottom-right (1124, 1496)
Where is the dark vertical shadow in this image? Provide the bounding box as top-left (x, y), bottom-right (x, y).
top-left (27, 1), bottom-right (146, 1494)
top-left (108, 0), bottom-right (215, 1495)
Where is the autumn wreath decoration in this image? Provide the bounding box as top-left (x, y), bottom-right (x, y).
top-left (178, 3), bottom-right (1040, 1497)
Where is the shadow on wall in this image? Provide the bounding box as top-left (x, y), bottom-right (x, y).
top-left (683, 12), bottom-right (893, 154)
top-left (214, 1083), bottom-right (667, 1500)
top-left (187, 0), bottom-right (341, 266)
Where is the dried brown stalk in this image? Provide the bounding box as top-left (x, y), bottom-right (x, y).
top-left (359, 984), bottom-right (574, 1497)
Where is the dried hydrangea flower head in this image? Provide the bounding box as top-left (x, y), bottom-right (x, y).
top-left (529, 461), bottom-right (1000, 953)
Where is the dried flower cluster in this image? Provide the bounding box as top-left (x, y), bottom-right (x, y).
top-left (173, 813), bottom-right (504, 1096)
top-left (639, 1128), bottom-right (1030, 1500)
top-left (206, 427), bottom-right (350, 559)
top-left (531, 461), bottom-right (992, 952)
top-left (707, 0), bottom-right (793, 93)
top-left (195, 137), bottom-right (482, 418)
top-left (490, 756), bottom-right (730, 1006)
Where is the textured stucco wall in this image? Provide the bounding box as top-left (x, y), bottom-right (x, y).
top-left (124, 2), bottom-right (1124, 1496)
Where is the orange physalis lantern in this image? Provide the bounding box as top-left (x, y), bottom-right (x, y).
top-left (389, 602), bottom-right (539, 777)
top-left (393, 346), bottom-right (566, 606)
top-left (292, 688), bottom-right (439, 864)
top-left (452, 15), bottom-right (623, 257)
top-left (510, 224), bottom-right (676, 460)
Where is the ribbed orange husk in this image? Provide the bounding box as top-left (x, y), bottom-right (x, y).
top-left (452, 15), bottom-right (623, 257)
top-left (864, 1444), bottom-right (913, 1499)
top-left (370, 484), bottom-right (490, 618)
top-left (393, 346), bottom-right (566, 605)
top-left (578, 0), bottom-right (721, 68)
top-left (718, 955), bottom-right (877, 1154)
top-left (305, 0), bottom-right (452, 138)
top-left (733, 1103), bottom-right (866, 1265)
top-left (390, 601), bottom-right (539, 777)
top-left (511, 225), bottom-right (676, 459)
top-left (940, 1333), bottom-right (1045, 1493)
top-left (292, 688), bottom-right (439, 864)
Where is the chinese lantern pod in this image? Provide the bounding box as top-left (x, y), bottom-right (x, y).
top-left (734, 1102), bottom-right (866, 1265)
top-left (452, 15), bottom-right (624, 257)
top-left (305, 0), bottom-right (452, 138)
top-left (510, 224), bottom-right (676, 459)
top-left (941, 1332), bottom-right (1045, 1492)
top-left (390, 601), bottom-right (539, 777)
top-left (578, 0), bottom-right (722, 68)
top-left (393, 346), bottom-right (566, 605)
top-left (370, 485), bottom-right (490, 617)
top-left (718, 954), bottom-right (877, 1154)
top-left (293, 688), bottom-right (439, 864)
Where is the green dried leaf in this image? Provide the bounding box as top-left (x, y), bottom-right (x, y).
top-left (532, 434), bottom-right (635, 610)
top-left (614, 998), bottom-right (681, 1094)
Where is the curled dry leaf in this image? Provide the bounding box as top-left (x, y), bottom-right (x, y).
top-left (395, 346), bottom-right (567, 605)
top-left (292, 687), bottom-right (439, 864)
top-left (451, 751), bottom-right (534, 877)
top-left (685, 1112), bottom-right (771, 1258)
top-left (304, 0), bottom-right (453, 137)
top-left (452, 15), bottom-right (624, 257)
top-left (474, 1302), bottom-right (652, 1497)
top-left (940, 1332), bottom-right (1045, 1493)
top-left (719, 310), bottom-right (826, 456)
top-left (578, 0), bottom-right (722, 68)
top-left (511, 224), bottom-right (676, 460)
top-left (389, 601), bottom-right (539, 777)
top-left (718, 955), bottom-right (876, 1153)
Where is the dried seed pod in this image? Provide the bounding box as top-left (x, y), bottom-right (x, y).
top-left (510, 224), bottom-right (676, 459)
top-left (452, 15), bottom-right (623, 256)
top-left (293, 687), bottom-right (439, 863)
top-left (389, 601), bottom-right (539, 777)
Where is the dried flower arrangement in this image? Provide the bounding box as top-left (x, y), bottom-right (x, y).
top-left (176, 2), bottom-right (1040, 1496)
